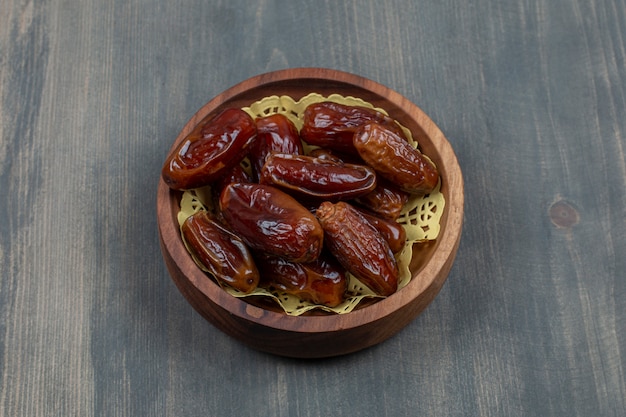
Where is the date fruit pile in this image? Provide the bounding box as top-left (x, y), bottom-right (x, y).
top-left (162, 101), bottom-right (440, 308)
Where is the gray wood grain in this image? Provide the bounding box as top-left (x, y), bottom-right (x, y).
top-left (1, 0), bottom-right (625, 415)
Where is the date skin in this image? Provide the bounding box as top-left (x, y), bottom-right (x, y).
top-left (219, 183), bottom-right (324, 263)
top-left (300, 101), bottom-right (406, 155)
top-left (354, 179), bottom-right (410, 221)
top-left (181, 210), bottom-right (260, 294)
top-left (260, 153), bottom-right (377, 201)
top-left (162, 108), bottom-right (257, 190)
top-left (353, 122), bottom-right (439, 195)
top-left (210, 163), bottom-right (253, 222)
top-left (316, 201), bottom-right (398, 297)
top-left (355, 207), bottom-right (407, 254)
top-left (212, 163), bottom-right (252, 196)
top-left (249, 113), bottom-right (303, 179)
top-left (256, 254), bottom-right (348, 307)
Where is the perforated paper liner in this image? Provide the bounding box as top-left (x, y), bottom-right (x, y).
top-left (178, 93), bottom-right (445, 315)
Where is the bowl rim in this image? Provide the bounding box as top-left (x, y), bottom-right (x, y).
top-left (157, 67), bottom-right (464, 333)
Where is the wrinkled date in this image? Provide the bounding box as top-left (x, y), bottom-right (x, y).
top-left (316, 201), bottom-right (398, 297)
top-left (249, 113), bottom-right (303, 180)
top-left (162, 108), bottom-right (257, 190)
top-left (300, 101), bottom-right (406, 155)
top-left (354, 122), bottom-right (439, 195)
top-left (219, 183), bottom-right (324, 263)
top-left (181, 210), bottom-right (260, 294)
top-left (260, 153), bottom-right (377, 201)
top-left (354, 179), bottom-right (410, 221)
top-left (256, 254), bottom-right (348, 307)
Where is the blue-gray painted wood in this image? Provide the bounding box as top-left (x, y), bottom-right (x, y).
top-left (1, 0), bottom-right (624, 416)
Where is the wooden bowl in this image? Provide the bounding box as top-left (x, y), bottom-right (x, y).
top-left (157, 68), bottom-right (464, 358)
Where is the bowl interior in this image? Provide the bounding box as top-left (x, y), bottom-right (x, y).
top-left (157, 68), bottom-right (463, 335)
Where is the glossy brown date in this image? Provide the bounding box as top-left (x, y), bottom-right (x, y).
top-left (259, 153), bottom-right (377, 201)
top-left (219, 183), bottom-right (324, 263)
top-left (181, 210), bottom-right (260, 294)
top-left (249, 113), bottom-right (303, 179)
top-left (300, 101), bottom-right (406, 155)
top-left (213, 163), bottom-right (252, 194)
top-left (355, 208), bottom-right (407, 254)
top-left (353, 122), bottom-right (439, 195)
top-left (162, 108), bottom-right (257, 190)
top-left (256, 254), bottom-right (348, 307)
top-left (354, 179), bottom-right (410, 221)
top-left (316, 201), bottom-right (398, 297)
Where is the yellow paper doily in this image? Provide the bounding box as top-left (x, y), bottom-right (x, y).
top-left (178, 93), bottom-right (445, 315)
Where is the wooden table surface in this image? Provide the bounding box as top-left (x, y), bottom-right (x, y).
top-left (1, 0), bottom-right (625, 416)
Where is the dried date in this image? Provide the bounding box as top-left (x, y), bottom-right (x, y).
top-left (213, 163), bottom-right (252, 195)
top-left (181, 210), bottom-right (260, 293)
top-left (256, 254), bottom-right (348, 307)
top-left (260, 153), bottom-right (377, 201)
top-left (353, 122), bottom-right (439, 195)
top-left (219, 183), bottom-right (324, 263)
top-left (300, 101), bottom-right (406, 155)
top-left (354, 179), bottom-right (410, 221)
top-left (316, 201), bottom-right (398, 297)
top-left (162, 108), bottom-right (257, 190)
top-left (355, 208), bottom-right (407, 254)
top-left (249, 113), bottom-right (303, 179)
